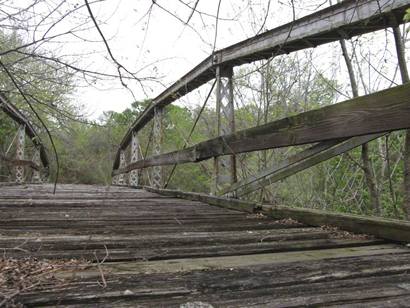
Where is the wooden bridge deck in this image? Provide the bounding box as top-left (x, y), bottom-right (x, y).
top-left (1, 184), bottom-right (410, 307)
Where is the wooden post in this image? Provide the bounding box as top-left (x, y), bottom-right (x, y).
top-left (129, 130), bottom-right (139, 186)
top-left (213, 65), bottom-right (237, 195)
top-left (152, 107), bottom-right (163, 188)
top-left (31, 146), bottom-right (42, 183)
top-left (392, 25), bottom-right (410, 219)
top-left (15, 124), bottom-right (25, 183)
top-left (118, 150), bottom-right (126, 186)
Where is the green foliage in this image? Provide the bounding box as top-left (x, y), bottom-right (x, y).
top-left (404, 8), bottom-right (410, 22)
top-left (1, 43), bottom-right (407, 221)
top-left (54, 100), bottom-right (151, 184)
top-left (0, 29), bottom-right (75, 179)
top-left (404, 8), bottom-right (410, 32)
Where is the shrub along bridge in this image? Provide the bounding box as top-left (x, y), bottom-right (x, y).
top-left (2, 0), bottom-right (410, 306)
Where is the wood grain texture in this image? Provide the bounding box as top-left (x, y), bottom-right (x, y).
top-left (1, 184), bottom-right (409, 307)
top-left (262, 204), bottom-right (410, 242)
top-left (225, 134), bottom-right (384, 196)
top-left (113, 0), bottom-right (410, 170)
top-left (114, 84), bottom-right (410, 174)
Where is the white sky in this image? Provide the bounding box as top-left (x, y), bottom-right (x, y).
top-left (10, 0), bottom-right (406, 120)
top-left (61, 0), bottom-right (333, 118)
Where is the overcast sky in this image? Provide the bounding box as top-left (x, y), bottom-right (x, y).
top-left (59, 0), bottom-right (335, 118)
top-left (9, 0), bottom-right (405, 120)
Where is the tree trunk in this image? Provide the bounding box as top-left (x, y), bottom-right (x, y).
top-left (392, 26), bottom-right (410, 219)
top-left (361, 143), bottom-right (381, 215)
top-left (339, 38), bottom-right (381, 215)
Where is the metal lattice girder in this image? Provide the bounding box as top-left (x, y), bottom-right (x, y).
top-left (112, 0), bottom-right (410, 173)
top-left (15, 124), bottom-right (25, 183)
top-left (213, 66), bottom-right (237, 195)
top-left (129, 131), bottom-right (139, 186)
top-left (118, 150), bottom-right (127, 185)
top-left (31, 147), bottom-right (42, 183)
top-left (0, 94), bottom-right (49, 170)
top-left (152, 107), bottom-right (163, 188)
top-left (113, 83), bottom-right (410, 174)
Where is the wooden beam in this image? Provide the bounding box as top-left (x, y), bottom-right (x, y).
top-left (219, 139), bottom-right (344, 196)
top-left (262, 204), bottom-right (410, 243)
top-left (113, 0), bottom-right (410, 170)
top-left (217, 0), bottom-right (408, 66)
top-left (142, 186), bottom-right (258, 213)
top-left (113, 83), bottom-right (410, 175)
top-left (143, 186), bottom-right (410, 243)
top-left (221, 134), bottom-right (385, 197)
top-left (64, 245), bottom-right (405, 278)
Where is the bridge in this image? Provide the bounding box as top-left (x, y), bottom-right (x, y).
top-left (2, 0), bottom-right (410, 306)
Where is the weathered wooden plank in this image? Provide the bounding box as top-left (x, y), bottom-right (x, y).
top-left (113, 0), bottom-right (410, 170)
top-left (71, 252), bottom-right (410, 287)
top-left (62, 244), bottom-right (406, 277)
top-left (114, 83), bottom-right (410, 174)
top-left (0, 228), bottom-right (330, 248)
top-left (3, 184), bottom-right (409, 307)
top-left (0, 217), bottom-right (287, 228)
top-left (327, 296), bottom-right (410, 308)
top-left (219, 139), bottom-right (344, 195)
top-left (143, 186), bottom-right (258, 213)
top-left (225, 133), bottom-right (384, 196)
top-left (4, 239), bottom-right (385, 261)
top-left (0, 185), bottom-right (410, 307)
top-left (219, 0), bottom-right (409, 66)
top-left (262, 204), bottom-right (410, 243)
top-left (0, 211), bottom-right (247, 220)
top-left (19, 287), bottom-right (193, 307)
top-left (0, 222), bottom-right (305, 237)
top-left (147, 186), bottom-right (410, 242)
top-left (210, 275), bottom-right (410, 307)
top-left (17, 253), bottom-right (410, 306)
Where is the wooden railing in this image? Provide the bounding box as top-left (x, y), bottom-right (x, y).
top-left (0, 94), bottom-right (49, 183)
top-left (112, 0), bottom-right (410, 199)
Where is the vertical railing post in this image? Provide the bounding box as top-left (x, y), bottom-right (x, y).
top-left (31, 146), bottom-right (42, 183)
top-left (129, 130), bottom-right (139, 186)
top-left (212, 65), bottom-right (237, 195)
top-left (152, 107), bottom-right (163, 188)
top-left (15, 124), bottom-right (25, 183)
top-left (118, 150), bottom-right (126, 186)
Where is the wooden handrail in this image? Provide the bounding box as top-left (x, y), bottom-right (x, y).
top-left (113, 0), bottom-right (410, 171)
top-left (113, 83), bottom-right (410, 175)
